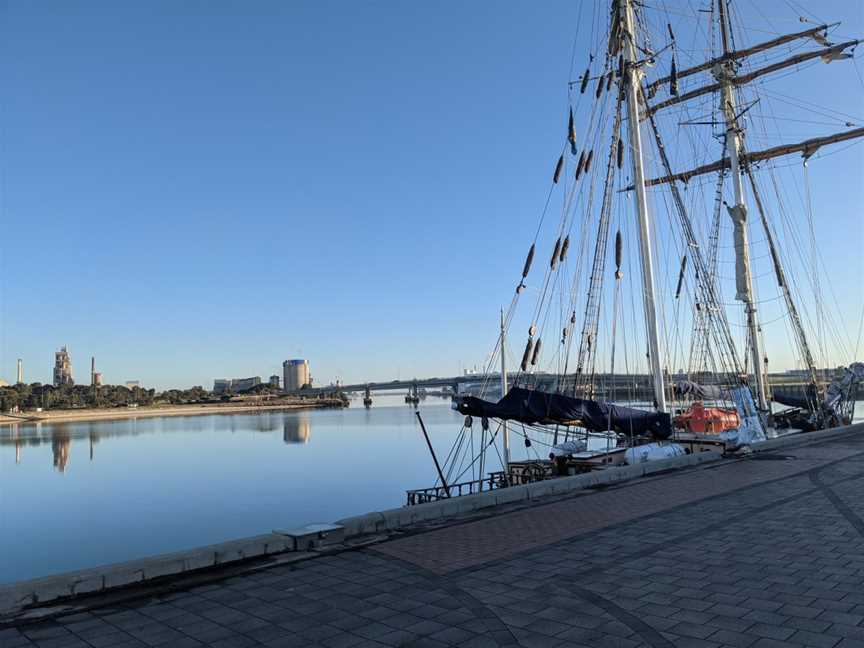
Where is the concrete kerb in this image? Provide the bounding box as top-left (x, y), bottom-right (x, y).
top-left (753, 420), bottom-right (864, 452)
top-left (336, 446), bottom-right (725, 536)
top-left (3, 422), bottom-right (859, 618)
top-left (0, 532), bottom-right (289, 617)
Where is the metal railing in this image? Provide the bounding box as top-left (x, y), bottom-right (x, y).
top-left (405, 461), bottom-right (553, 506)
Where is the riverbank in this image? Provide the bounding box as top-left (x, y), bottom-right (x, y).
top-left (0, 397), bottom-right (346, 426)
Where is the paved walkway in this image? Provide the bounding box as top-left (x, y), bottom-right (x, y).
top-left (4, 430), bottom-right (864, 648)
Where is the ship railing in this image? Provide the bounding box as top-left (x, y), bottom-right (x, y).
top-left (405, 461), bottom-right (553, 506)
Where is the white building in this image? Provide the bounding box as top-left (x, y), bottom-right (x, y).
top-left (283, 359), bottom-right (310, 391)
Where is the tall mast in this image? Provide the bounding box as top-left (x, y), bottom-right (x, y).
top-left (716, 0), bottom-right (768, 411)
top-left (500, 309), bottom-right (510, 468)
top-left (620, 0), bottom-right (667, 412)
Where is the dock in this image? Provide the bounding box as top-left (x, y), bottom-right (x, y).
top-left (3, 424), bottom-right (864, 647)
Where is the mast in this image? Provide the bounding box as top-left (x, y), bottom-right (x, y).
top-left (620, 0), bottom-right (667, 412)
top-left (500, 309), bottom-right (510, 468)
top-left (717, 0), bottom-right (768, 411)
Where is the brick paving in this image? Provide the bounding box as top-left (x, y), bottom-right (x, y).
top-left (4, 430), bottom-right (864, 648)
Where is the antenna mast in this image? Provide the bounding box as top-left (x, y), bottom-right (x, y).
top-left (716, 0), bottom-right (769, 411)
top-left (619, 0), bottom-right (667, 412)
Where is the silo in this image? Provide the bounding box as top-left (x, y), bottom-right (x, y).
top-left (282, 359), bottom-right (310, 391)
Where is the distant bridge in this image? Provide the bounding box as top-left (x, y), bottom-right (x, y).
top-left (293, 371), bottom-right (827, 402)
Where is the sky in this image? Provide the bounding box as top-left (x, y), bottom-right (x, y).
top-left (1, 0), bottom-right (862, 390)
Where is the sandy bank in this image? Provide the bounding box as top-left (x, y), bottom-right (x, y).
top-left (0, 399), bottom-right (344, 426)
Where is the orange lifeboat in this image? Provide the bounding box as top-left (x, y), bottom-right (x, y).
top-left (674, 401), bottom-right (739, 435)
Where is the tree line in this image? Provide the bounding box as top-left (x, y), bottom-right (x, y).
top-left (0, 383), bottom-right (221, 413)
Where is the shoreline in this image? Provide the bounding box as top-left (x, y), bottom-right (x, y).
top-left (0, 399), bottom-right (345, 426)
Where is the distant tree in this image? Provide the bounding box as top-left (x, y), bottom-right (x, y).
top-left (0, 389), bottom-right (18, 412)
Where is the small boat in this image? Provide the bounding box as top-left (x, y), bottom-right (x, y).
top-left (405, 383), bottom-right (420, 405)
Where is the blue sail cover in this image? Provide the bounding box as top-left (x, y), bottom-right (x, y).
top-left (455, 387), bottom-right (671, 439)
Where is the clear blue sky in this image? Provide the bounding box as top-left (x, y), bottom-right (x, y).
top-left (1, 0), bottom-right (862, 390)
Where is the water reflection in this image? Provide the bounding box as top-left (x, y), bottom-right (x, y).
top-left (51, 429), bottom-right (71, 472)
top-left (283, 414), bottom-right (311, 444)
top-left (1, 409), bottom-right (318, 470)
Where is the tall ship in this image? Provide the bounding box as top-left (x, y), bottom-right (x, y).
top-left (409, 0), bottom-right (863, 503)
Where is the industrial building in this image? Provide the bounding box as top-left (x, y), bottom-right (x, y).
top-left (53, 347), bottom-right (74, 386)
top-left (90, 357), bottom-right (103, 387)
top-left (283, 359), bottom-right (310, 391)
top-left (232, 377), bottom-right (261, 392)
top-left (269, 375), bottom-right (280, 388)
top-left (212, 376), bottom-right (262, 394)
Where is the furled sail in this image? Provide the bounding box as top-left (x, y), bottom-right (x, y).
top-left (454, 387), bottom-right (671, 439)
top-left (673, 380), bottom-right (730, 400)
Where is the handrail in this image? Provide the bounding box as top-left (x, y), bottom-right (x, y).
top-left (405, 462), bottom-right (553, 506)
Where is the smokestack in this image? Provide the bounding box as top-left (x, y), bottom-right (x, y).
top-left (91, 356), bottom-right (96, 386)
top-left (16, 359), bottom-right (23, 384)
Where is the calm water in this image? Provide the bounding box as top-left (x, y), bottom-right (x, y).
top-left (2, 397), bottom-right (862, 584)
top-left (0, 395), bottom-right (527, 584)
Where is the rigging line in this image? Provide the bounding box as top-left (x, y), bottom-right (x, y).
top-left (452, 420), bottom-right (508, 485)
top-left (788, 146), bottom-right (858, 364)
top-left (451, 423), bottom-right (503, 484)
top-left (568, 1), bottom-right (586, 85)
top-left (469, 417), bottom-right (475, 483)
top-left (761, 149), bottom-right (854, 364)
top-left (745, 0), bottom-right (780, 41)
top-left (783, 0), bottom-right (823, 25)
top-left (760, 160), bottom-right (826, 362)
top-left (488, 423), bottom-right (508, 478)
top-left (856, 304), bottom-right (864, 360)
top-left (745, 113), bottom-right (857, 127)
top-left (526, 66), bottom-right (615, 355)
top-left (853, 56), bottom-right (864, 91)
top-left (573, 96), bottom-right (623, 394)
top-left (443, 425), bottom-right (470, 484)
top-left (802, 161), bottom-right (826, 369)
top-left (447, 426), bottom-right (474, 484)
top-left (747, 168), bottom-right (820, 392)
top-left (532, 145), bottom-right (566, 244)
top-left (558, 102), bottom-right (618, 378)
top-left (758, 86), bottom-right (864, 124)
top-left (437, 426), bottom-right (467, 488)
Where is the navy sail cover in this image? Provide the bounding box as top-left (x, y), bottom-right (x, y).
top-left (455, 387), bottom-right (671, 439)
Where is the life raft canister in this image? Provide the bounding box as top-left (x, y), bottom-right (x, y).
top-left (674, 401), bottom-right (739, 434)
